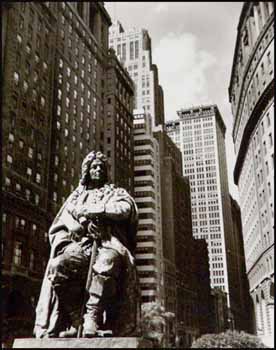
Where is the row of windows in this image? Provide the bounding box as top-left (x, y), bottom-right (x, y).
top-left (13, 72), bottom-right (47, 109)
top-left (2, 213), bottom-right (47, 241)
top-left (212, 270), bottom-right (224, 276)
top-left (4, 177), bottom-right (40, 205)
top-left (12, 241), bottom-right (47, 271)
top-left (213, 278), bottom-right (225, 285)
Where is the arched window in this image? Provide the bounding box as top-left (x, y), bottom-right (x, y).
top-left (269, 282), bottom-right (274, 299)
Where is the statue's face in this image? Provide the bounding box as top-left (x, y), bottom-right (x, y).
top-left (89, 158), bottom-right (106, 182)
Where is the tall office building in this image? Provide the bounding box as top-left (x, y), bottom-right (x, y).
top-left (104, 48), bottom-right (135, 194)
top-left (133, 109), bottom-right (164, 305)
top-left (154, 129), bottom-right (213, 346)
top-left (109, 21), bottom-right (164, 128)
top-left (228, 2), bottom-right (274, 345)
top-left (2, 2), bottom-right (137, 345)
top-left (166, 104), bottom-right (245, 330)
top-left (109, 21), bottom-right (166, 306)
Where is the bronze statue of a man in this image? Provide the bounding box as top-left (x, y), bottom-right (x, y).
top-left (34, 151), bottom-right (139, 338)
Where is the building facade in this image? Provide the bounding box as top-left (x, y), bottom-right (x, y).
top-left (154, 129), bottom-right (214, 346)
top-left (228, 2), bottom-right (274, 345)
top-left (210, 288), bottom-right (229, 334)
top-left (109, 21), bottom-right (164, 129)
top-left (2, 2), bottom-right (135, 345)
top-left (166, 104), bottom-right (249, 331)
top-left (230, 195), bottom-right (255, 333)
top-left (2, 4), bottom-right (60, 344)
top-left (103, 48), bottom-right (135, 194)
top-left (133, 110), bottom-right (164, 305)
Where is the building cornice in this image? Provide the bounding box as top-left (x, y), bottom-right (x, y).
top-left (233, 80), bottom-right (274, 185)
top-left (229, 3), bottom-right (251, 97)
top-left (231, 13), bottom-right (274, 139)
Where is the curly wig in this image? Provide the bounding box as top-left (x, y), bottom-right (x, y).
top-left (79, 151), bottom-right (108, 186)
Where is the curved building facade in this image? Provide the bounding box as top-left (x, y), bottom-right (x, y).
top-left (229, 2), bottom-right (274, 344)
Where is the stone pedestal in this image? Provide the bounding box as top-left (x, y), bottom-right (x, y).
top-left (13, 337), bottom-right (153, 348)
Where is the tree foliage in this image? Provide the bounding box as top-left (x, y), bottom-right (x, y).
top-left (191, 330), bottom-right (266, 348)
top-left (139, 302), bottom-right (175, 347)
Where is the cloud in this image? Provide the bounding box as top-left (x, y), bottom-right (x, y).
top-left (153, 32), bottom-right (217, 119)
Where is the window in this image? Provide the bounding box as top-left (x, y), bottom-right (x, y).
top-left (130, 41), bottom-right (134, 60)
top-left (53, 192), bottom-right (57, 202)
top-left (36, 173), bottom-right (41, 184)
top-left (26, 44), bottom-right (31, 54)
top-left (122, 43), bottom-right (126, 60)
top-left (7, 155), bottom-right (13, 164)
top-left (135, 40), bottom-right (139, 59)
top-left (17, 34), bottom-right (22, 44)
top-left (25, 189), bottom-right (31, 200)
top-left (269, 133), bottom-right (273, 147)
top-left (23, 80), bottom-right (29, 92)
top-left (8, 133), bottom-right (14, 142)
top-left (35, 53), bottom-right (40, 64)
top-left (14, 242), bottom-right (23, 265)
top-left (41, 96), bottom-right (45, 107)
top-left (267, 51), bottom-right (271, 66)
top-left (30, 251), bottom-right (35, 270)
top-left (28, 147), bottom-right (33, 158)
top-left (14, 72), bottom-right (20, 85)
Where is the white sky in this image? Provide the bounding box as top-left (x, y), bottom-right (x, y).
top-left (105, 2), bottom-right (243, 202)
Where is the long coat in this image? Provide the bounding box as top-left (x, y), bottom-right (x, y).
top-left (34, 183), bottom-right (140, 337)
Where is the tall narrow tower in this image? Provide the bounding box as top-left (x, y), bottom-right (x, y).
top-left (109, 21), bottom-right (164, 128)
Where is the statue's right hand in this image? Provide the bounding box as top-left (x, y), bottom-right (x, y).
top-left (69, 222), bottom-right (85, 242)
top-left (87, 221), bottom-right (101, 240)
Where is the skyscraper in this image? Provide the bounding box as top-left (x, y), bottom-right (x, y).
top-left (133, 109), bottom-right (164, 305)
top-left (2, 2), bottom-right (133, 345)
top-left (166, 104), bottom-right (246, 330)
top-left (109, 21), bottom-right (164, 128)
top-left (109, 21), bottom-right (166, 307)
top-left (228, 2), bottom-right (274, 345)
top-left (103, 48), bottom-right (135, 194)
top-left (154, 128), bottom-right (213, 346)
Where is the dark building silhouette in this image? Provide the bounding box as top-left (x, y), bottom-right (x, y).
top-left (154, 130), bottom-right (213, 347)
top-left (230, 195), bottom-right (255, 333)
top-left (210, 288), bottom-right (229, 333)
top-left (2, 2), bottom-right (135, 345)
top-left (104, 48), bottom-right (135, 194)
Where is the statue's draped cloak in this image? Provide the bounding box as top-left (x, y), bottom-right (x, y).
top-left (34, 184), bottom-right (140, 337)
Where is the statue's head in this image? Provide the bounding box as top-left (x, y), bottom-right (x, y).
top-left (80, 151), bottom-right (108, 186)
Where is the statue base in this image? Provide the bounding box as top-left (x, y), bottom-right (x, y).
top-left (13, 337), bottom-right (153, 348)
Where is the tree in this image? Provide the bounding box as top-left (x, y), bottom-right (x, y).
top-left (191, 330), bottom-right (266, 348)
top-left (139, 301), bottom-right (175, 347)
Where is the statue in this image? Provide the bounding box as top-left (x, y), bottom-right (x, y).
top-left (34, 151), bottom-right (140, 338)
